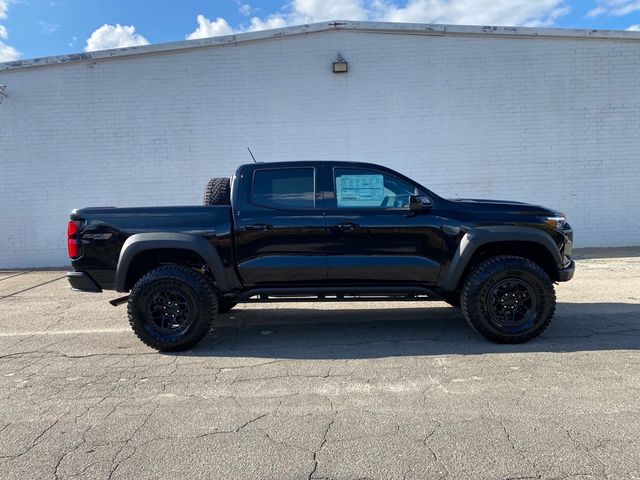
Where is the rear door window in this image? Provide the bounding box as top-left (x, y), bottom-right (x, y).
top-left (252, 168), bottom-right (315, 209)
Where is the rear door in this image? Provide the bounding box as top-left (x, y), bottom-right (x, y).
top-left (323, 166), bottom-right (443, 284)
top-left (234, 165), bottom-right (326, 286)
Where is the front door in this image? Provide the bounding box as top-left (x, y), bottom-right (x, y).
top-left (323, 166), bottom-right (443, 284)
top-left (234, 165), bottom-right (326, 286)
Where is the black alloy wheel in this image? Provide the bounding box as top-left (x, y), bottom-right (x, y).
top-left (460, 255), bottom-right (556, 343)
top-left (128, 265), bottom-right (218, 351)
top-left (146, 288), bottom-right (195, 335)
top-left (486, 278), bottom-right (537, 330)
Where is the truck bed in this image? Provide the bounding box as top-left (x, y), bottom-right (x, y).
top-left (70, 205), bottom-right (233, 289)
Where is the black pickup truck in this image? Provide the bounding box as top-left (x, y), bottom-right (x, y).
top-left (67, 161), bottom-right (574, 351)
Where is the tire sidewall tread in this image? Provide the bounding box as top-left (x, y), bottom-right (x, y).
top-left (127, 265), bottom-right (218, 351)
top-left (460, 255), bottom-right (556, 344)
top-left (203, 178), bottom-right (231, 206)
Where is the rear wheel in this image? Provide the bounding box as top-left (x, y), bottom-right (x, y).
top-left (203, 178), bottom-right (231, 206)
top-left (460, 255), bottom-right (556, 344)
top-left (128, 265), bottom-right (217, 351)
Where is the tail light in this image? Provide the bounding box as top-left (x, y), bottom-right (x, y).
top-left (67, 220), bottom-right (83, 259)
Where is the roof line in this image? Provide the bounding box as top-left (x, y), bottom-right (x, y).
top-left (2, 20), bottom-right (640, 72)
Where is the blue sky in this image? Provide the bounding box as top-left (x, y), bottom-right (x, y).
top-left (1, 0), bottom-right (640, 61)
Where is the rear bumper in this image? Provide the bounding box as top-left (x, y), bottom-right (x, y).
top-left (557, 259), bottom-right (575, 282)
top-left (66, 271), bottom-right (102, 292)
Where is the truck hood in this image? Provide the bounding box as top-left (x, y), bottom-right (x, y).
top-left (446, 198), bottom-right (559, 216)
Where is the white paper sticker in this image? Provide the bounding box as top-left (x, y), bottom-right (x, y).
top-left (336, 174), bottom-right (385, 207)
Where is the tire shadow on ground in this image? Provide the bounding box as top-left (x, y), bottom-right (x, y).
top-left (179, 301), bottom-right (640, 359)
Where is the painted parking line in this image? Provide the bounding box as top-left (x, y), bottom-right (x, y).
top-left (0, 272), bottom-right (29, 282)
top-left (0, 328), bottom-right (130, 336)
top-left (0, 275), bottom-right (66, 300)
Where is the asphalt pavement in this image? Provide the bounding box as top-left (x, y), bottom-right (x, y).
top-left (0, 249), bottom-right (639, 479)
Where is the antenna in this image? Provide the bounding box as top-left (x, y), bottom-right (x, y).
top-left (247, 147), bottom-right (257, 163)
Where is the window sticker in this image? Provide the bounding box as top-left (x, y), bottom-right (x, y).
top-left (336, 174), bottom-right (385, 207)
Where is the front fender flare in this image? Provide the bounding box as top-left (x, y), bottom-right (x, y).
top-left (115, 232), bottom-right (230, 292)
top-left (439, 226), bottom-right (562, 292)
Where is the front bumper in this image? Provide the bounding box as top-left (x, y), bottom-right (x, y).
top-left (557, 259), bottom-right (575, 282)
top-left (66, 271), bottom-right (102, 292)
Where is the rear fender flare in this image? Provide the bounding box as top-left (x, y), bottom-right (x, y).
top-left (115, 232), bottom-right (229, 292)
top-left (440, 226), bottom-right (562, 292)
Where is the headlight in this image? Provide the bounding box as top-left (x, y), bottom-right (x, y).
top-left (544, 215), bottom-right (566, 230)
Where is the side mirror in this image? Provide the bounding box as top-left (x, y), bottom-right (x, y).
top-left (409, 195), bottom-right (432, 212)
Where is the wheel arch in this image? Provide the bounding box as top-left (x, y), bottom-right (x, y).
top-left (115, 233), bottom-right (230, 292)
top-left (440, 226), bottom-right (562, 292)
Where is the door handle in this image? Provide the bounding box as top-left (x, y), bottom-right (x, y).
top-left (334, 222), bottom-right (359, 231)
top-left (245, 223), bottom-right (273, 232)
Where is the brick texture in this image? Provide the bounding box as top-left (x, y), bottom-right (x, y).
top-left (1, 30), bottom-right (639, 267)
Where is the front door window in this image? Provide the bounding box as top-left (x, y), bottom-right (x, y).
top-left (334, 168), bottom-right (416, 209)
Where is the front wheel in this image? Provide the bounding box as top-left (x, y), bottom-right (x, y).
top-left (460, 255), bottom-right (556, 344)
top-left (127, 265), bottom-right (217, 351)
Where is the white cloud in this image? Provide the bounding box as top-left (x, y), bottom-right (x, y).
top-left (188, 0), bottom-right (571, 41)
top-left (186, 15), bottom-right (234, 39)
top-left (286, 0), bottom-right (368, 23)
top-left (588, 0), bottom-right (640, 18)
top-left (0, 0), bottom-right (8, 20)
top-left (628, 24), bottom-right (640, 30)
top-left (85, 24), bottom-right (150, 52)
top-left (378, 0), bottom-right (569, 26)
top-left (247, 15), bottom-right (288, 31)
top-left (524, 6), bottom-right (571, 27)
top-left (0, 41), bottom-right (19, 61)
top-left (0, 0), bottom-right (20, 62)
top-left (238, 3), bottom-right (252, 16)
top-left (39, 20), bottom-right (60, 34)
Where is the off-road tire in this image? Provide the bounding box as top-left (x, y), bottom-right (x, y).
top-left (203, 177), bottom-right (231, 206)
top-left (217, 298), bottom-right (237, 314)
top-left (128, 265), bottom-right (217, 351)
top-left (460, 255), bottom-right (556, 344)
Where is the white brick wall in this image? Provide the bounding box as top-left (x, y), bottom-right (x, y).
top-left (1, 25), bottom-right (639, 267)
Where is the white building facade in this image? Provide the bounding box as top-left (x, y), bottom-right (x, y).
top-left (1, 21), bottom-right (639, 268)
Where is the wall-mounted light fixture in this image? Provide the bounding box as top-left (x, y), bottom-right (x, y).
top-left (0, 85), bottom-right (7, 104)
top-left (332, 53), bottom-right (348, 73)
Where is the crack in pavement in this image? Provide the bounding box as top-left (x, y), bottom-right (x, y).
top-left (486, 399), bottom-right (538, 477)
top-left (427, 446), bottom-right (450, 478)
top-left (308, 415), bottom-right (335, 480)
top-left (552, 420), bottom-right (608, 476)
top-left (106, 403), bottom-right (160, 480)
top-left (0, 418), bottom-right (59, 461)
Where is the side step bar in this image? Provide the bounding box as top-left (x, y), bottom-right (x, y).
top-left (233, 286), bottom-right (438, 303)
